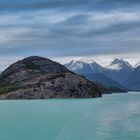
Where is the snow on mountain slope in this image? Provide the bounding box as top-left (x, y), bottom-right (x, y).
top-left (106, 59), bottom-right (132, 71)
top-left (65, 58), bottom-right (133, 73)
top-left (65, 60), bottom-right (103, 74)
top-left (135, 62), bottom-right (140, 68)
top-left (64, 58), bottom-right (134, 85)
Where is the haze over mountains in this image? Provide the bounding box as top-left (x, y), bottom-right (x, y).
top-left (65, 58), bottom-right (140, 91)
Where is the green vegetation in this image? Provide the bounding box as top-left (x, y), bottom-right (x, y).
top-left (0, 84), bottom-right (21, 95)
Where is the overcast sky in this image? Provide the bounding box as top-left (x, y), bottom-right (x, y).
top-left (0, 0), bottom-right (140, 70)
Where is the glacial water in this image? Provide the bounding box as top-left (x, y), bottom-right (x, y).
top-left (0, 92), bottom-right (140, 140)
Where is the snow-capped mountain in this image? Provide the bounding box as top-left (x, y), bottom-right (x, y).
top-left (102, 59), bottom-right (133, 84)
top-left (65, 60), bottom-right (103, 74)
top-left (65, 58), bottom-right (133, 73)
top-left (65, 58), bottom-right (136, 90)
top-left (107, 59), bottom-right (132, 71)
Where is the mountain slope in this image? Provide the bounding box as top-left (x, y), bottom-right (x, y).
top-left (124, 66), bottom-right (140, 91)
top-left (102, 59), bottom-right (133, 84)
top-left (83, 73), bottom-right (126, 90)
top-left (135, 62), bottom-right (140, 68)
top-left (0, 56), bottom-right (102, 99)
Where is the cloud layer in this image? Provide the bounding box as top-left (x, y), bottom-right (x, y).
top-left (0, 0), bottom-right (140, 70)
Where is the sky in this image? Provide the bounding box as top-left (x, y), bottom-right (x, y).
top-left (0, 0), bottom-right (140, 70)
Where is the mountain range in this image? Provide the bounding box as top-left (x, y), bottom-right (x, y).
top-left (65, 58), bottom-right (140, 91)
top-left (0, 56), bottom-right (128, 99)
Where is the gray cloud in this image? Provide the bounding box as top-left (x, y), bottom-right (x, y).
top-left (21, 12), bottom-right (140, 39)
top-left (102, 0), bottom-right (140, 4)
top-left (0, 0), bottom-right (140, 13)
top-left (0, 0), bottom-right (87, 11)
top-left (0, 0), bottom-right (139, 68)
top-left (84, 20), bottom-right (140, 37)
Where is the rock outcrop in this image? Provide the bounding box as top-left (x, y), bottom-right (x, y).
top-left (0, 56), bottom-right (102, 99)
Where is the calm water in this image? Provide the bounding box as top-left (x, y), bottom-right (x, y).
top-left (0, 92), bottom-right (140, 140)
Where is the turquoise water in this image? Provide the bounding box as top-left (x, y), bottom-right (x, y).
top-left (0, 92), bottom-right (140, 140)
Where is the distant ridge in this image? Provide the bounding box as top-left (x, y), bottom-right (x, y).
top-left (124, 65), bottom-right (140, 91)
top-left (83, 73), bottom-right (126, 90)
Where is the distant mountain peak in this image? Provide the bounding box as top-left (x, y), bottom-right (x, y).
top-left (65, 58), bottom-right (134, 87)
top-left (108, 58), bottom-right (132, 70)
top-left (65, 60), bottom-right (103, 74)
top-left (68, 61), bottom-right (86, 71)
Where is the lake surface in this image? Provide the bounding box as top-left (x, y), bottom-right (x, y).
top-left (0, 92), bottom-right (140, 140)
